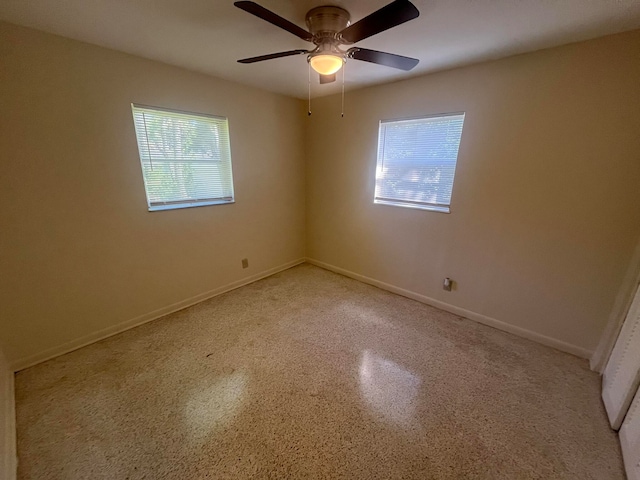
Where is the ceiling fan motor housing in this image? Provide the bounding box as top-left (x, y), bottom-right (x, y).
top-left (305, 6), bottom-right (351, 43)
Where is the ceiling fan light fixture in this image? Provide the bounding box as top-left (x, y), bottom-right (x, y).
top-left (235, 0), bottom-right (421, 90)
top-left (309, 54), bottom-right (344, 75)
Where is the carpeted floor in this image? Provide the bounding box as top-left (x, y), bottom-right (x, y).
top-left (15, 264), bottom-right (623, 479)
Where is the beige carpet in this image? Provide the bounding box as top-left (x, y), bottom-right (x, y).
top-left (15, 264), bottom-right (623, 479)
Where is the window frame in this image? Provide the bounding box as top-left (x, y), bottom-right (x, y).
top-left (374, 112), bottom-right (465, 214)
top-left (131, 103), bottom-right (235, 212)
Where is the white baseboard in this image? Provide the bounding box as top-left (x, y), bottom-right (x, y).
top-left (11, 259), bottom-right (305, 372)
top-left (1, 354), bottom-right (16, 480)
top-left (306, 258), bottom-right (592, 359)
top-left (621, 443), bottom-right (638, 480)
top-left (11, 256), bottom-right (592, 371)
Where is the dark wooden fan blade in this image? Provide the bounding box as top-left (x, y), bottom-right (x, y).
top-left (234, 1), bottom-right (313, 42)
top-left (348, 48), bottom-right (419, 70)
top-left (319, 74), bottom-right (337, 84)
top-left (339, 0), bottom-right (419, 44)
top-left (238, 50), bottom-right (309, 64)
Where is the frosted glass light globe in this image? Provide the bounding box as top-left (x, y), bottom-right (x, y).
top-left (309, 54), bottom-right (344, 75)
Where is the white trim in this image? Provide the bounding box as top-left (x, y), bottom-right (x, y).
top-left (620, 385), bottom-right (640, 480)
top-left (591, 237), bottom-right (640, 373)
top-left (620, 433), bottom-right (640, 480)
top-left (306, 258), bottom-right (592, 359)
top-left (1, 351), bottom-right (16, 480)
top-left (11, 259), bottom-right (305, 372)
top-left (601, 282), bottom-right (640, 429)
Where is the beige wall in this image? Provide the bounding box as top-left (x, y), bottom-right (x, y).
top-left (0, 22), bottom-right (306, 365)
top-left (2, 20), bottom-right (640, 368)
top-left (306, 30), bottom-right (640, 355)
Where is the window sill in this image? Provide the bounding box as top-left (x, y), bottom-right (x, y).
top-left (374, 199), bottom-right (450, 214)
top-left (148, 200), bottom-right (235, 212)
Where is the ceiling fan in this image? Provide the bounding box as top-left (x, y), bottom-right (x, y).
top-left (234, 0), bottom-right (420, 84)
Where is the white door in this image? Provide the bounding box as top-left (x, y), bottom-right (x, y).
top-left (603, 283), bottom-right (640, 429)
top-left (620, 387), bottom-right (640, 480)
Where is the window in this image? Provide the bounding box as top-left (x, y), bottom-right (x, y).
top-left (374, 113), bottom-right (465, 213)
top-left (131, 104), bottom-right (234, 211)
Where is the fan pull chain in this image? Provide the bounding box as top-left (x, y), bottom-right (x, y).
top-left (308, 62), bottom-right (312, 116)
top-left (341, 62), bottom-right (346, 118)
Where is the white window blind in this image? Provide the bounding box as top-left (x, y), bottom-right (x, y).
top-left (131, 104), bottom-right (234, 211)
top-left (375, 113), bottom-right (465, 213)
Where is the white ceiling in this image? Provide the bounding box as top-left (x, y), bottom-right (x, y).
top-left (1, 0), bottom-right (640, 99)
